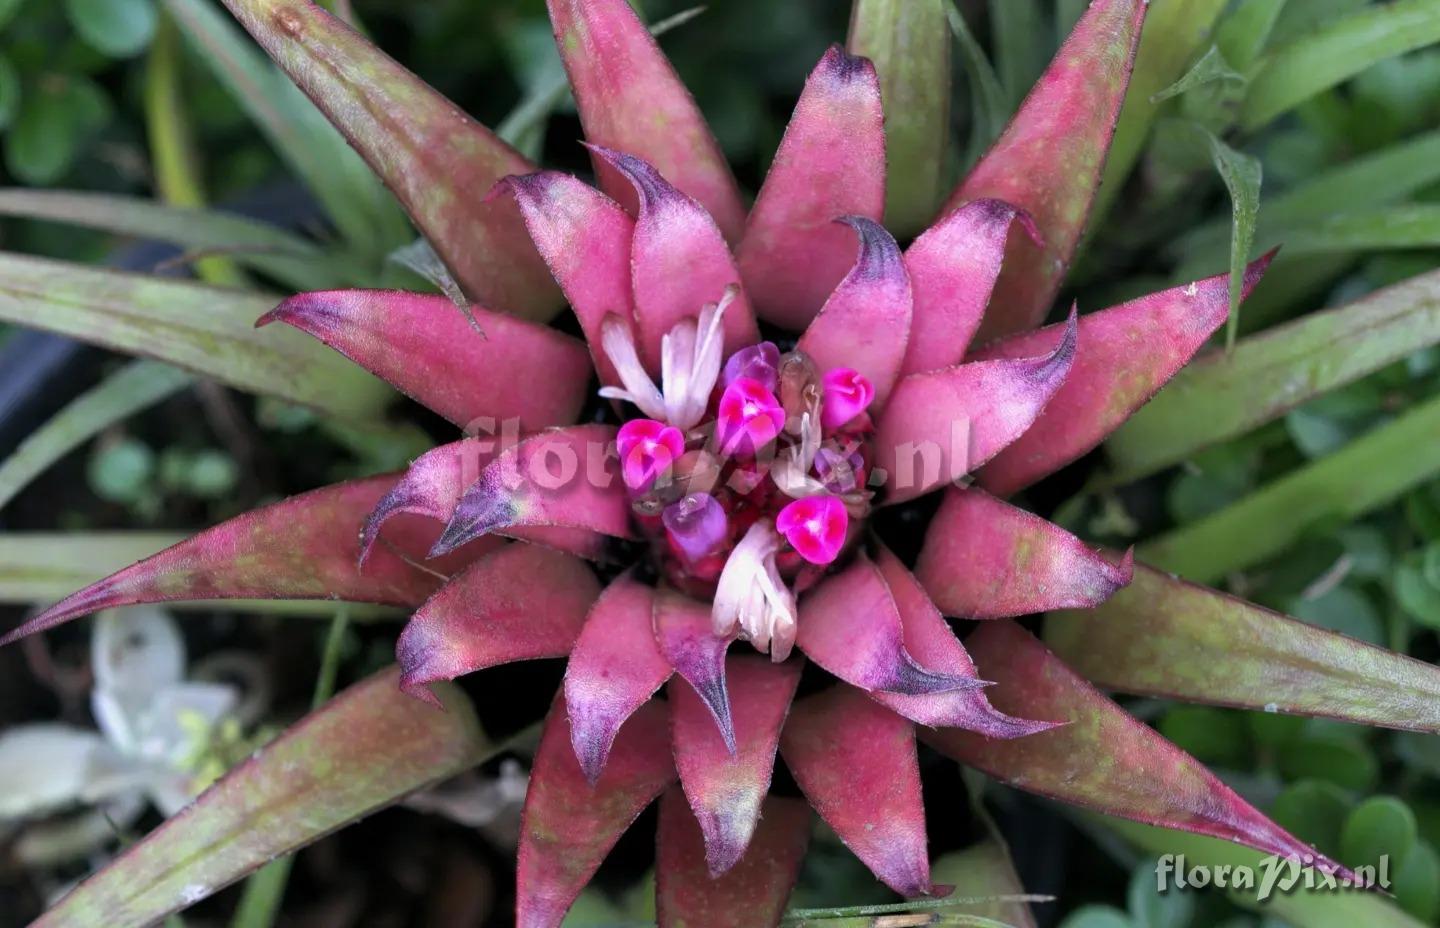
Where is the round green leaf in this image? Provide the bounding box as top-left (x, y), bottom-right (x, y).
top-left (3, 74), bottom-right (111, 184)
top-left (1158, 707), bottom-right (1250, 769)
top-left (87, 439), bottom-right (155, 505)
top-left (1271, 779), bottom-right (1352, 854)
top-left (1341, 796), bottom-right (1418, 870)
top-left (64, 0), bottom-right (157, 59)
top-left (1289, 584), bottom-right (1385, 646)
top-left (1394, 840), bottom-right (1440, 922)
top-left (1128, 861), bottom-right (1195, 928)
top-left (1060, 905), bottom-right (1134, 928)
top-left (1395, 559), bottom-right (1440, 629)
top-left (1277, 735), bottom-right (1379, 791)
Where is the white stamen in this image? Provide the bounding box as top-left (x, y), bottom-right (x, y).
top-left (769, 412), bottom-right (827, 498)
top-left (600, 314), bottom-right (666, 420)
top-left (661, 318), bottom-right (697, 426)
top-left (712, 519), bottom-right (797, 662)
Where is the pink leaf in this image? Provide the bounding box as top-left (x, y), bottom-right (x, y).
top-left (780, 686), bottom-right (933, 897)
top-left (944, 0), bottom-right (1147, 342)
top-left (653, 590), bottom-right (736, 753)
top-left (670, 655), bottom-right (801, 875)
top-left (517, 697), bottom-right (675, 928)
top-left (925, 621), bottom-right (1349, 878)
top-left (873, 311), bottom-right (1077, 504)
top-left (359, 439), bottom-right (604, 565)
top-left (3, 477), bottom-right (466, 645)
top-left (564, 573), bottom-right (672, 783)
top-left (796, 217), bottom-right (912, 406)
top-left (656, 788), bottom-right (811, 928)
top-left (972, 252), bottom-right (1275, 496)
top-left (220, 0), bottom-right (559, 318)
top-left (797, 555), bottom-right (985, 696)
top-left (395, 543), bottom-right (600, 704)
top-left (492, 172), bottom-right (635, 387)
top-left (428, 426), bottom-right (634, 557)
top-left (587, 146), bottom-right (759, 371)
top-left (259, 289), bottom-right (589, 430)
top-left (735, 45), bottom-right (886, 330)
top-left (916, 488), bottom-right (1133, 619)
top-left (902, 199), bottom-right (1038, 376)
top-left (872, 545), bottom-right (1059, 739)
top-left (546, 0), bottom-right (745, 242)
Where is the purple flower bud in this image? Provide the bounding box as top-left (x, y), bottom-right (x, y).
top-left (814, 446), bottom-right (864, 493)
top-left (721, 341), bottom-right (781, 393)
top-left (663, 493), bottom-right (729, 563)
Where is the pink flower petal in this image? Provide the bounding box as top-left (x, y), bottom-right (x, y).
top-left (585, 146), bottom-right (758, 371)
top-left (780, 686), bottom-right (933, 897)
top-left (916, 488), bottom-right (1133, 619)
top-left (670, 656), bottom-right (801, 875)
top-left (617, 419), bottom-right (686, 491)
top-left (716, 377), bottom-right (787, 459)
top-left (797, 217), bottom-right (912, 406)
top-left (259, 289), bottom-right (589, 431)
top-left (796, 555), bottom-right (986, 696)
top-left (775, 495), bottom-right (849, 565)
top-left (874, 310), bottom-right (1077, 505)
top-left (492, 171), bottom-right (636, 387)
top-left (429, 426), bottom-right (635, 557)
top-left (736, 45), bottom-right (886, 329)
top-left (656, 788), bottom-right (811, 928)
top-left (546, 0), bottom-right (745, 242)
top-left (925, 621), bottom-right (1351, 881)
top-left (819, 367), bottom-right (875, 432)
top-left (563, 573), bottom-right (672, 784)
top-left (871, 545), bottom-right (1060, 739)
top-left (902, 199), bottom-right (1038, 376)
top-left (653, 590), bottom-right (736, 753)
top-left (3, 477), bottom-right (469, 645)
top-left (943, 0), bottom-right (1147, 342)
top-left (517, 697), bottom-right (675, 928)
top-left (396, 543), bottom-right (600, 705)
top-left (973, 252), bottom-right (1275, 497)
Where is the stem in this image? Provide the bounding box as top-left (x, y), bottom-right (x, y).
top-left (144, 15), bottom-right (246, 288)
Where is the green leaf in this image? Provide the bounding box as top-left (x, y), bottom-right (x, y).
top-left (1201, 128), bottom-right (1261, 349)
top-left (1150, 45), bottom-right (1246, 104)
top-left (0, 54), bottom-right (20, 131)
top-left (1242, 0), bottom-right (1440, 131)
top-left (1395, 841), bottom-right (1440, 922)
top-left (4, 74), bottom-right (111, 185)
top-left (1101, 817), bottom-right (1426, 928)
top-left (1127, 861), bottom-right (1194, 928)
top-left (1277, 735), bottom-right (1378, 791)
top-left (1061, 907), bottom-right (1132, 928)
top-left (1271, 780), bottom-right (1351, 853)
top-left (847, 0), bottom-right (949, 238)
top-left (1107, 269), bottom-right (1440, 482)
top-left (0, 361), bottom-right (191, 512)
top-left (1158, 706), bottom-right (1249, 769)
top-left (65, 0), bottom-right (158, 59)
top-left (1276, 205), bottom-right (1440, 256)
top-left (987, 0), bottom-right (1045, 112)
top-left (0, 253), bottom-right (391, 420)
top-left (1216, 0), bottom-right (1289, 70)
top-left (0, 533), bottom-right (397, 618)
top-left (1288, 585), bottom-right (1384, 646)
top-left (161, 0), bottom-right (410, 263)
top-left (1342, 797), bottom-right (1418, 869)
top-left (944, 1), bottom-right (1008, 163)
top-left (930, 840), bottom-right (1039, 928)
top-left (1045, 565), bottom-right (1440, 733)
top-left (1395, 555), bottom-right (1440, 629)
top-left (0, 0), bottom-right (24, 30)
top-left (1139, 393), bottom-right (1440, 582)
top-left (1093, 0), bottom-right (1229, 224)
top-left (0, 189), bottom-right (344, 291)
top-left (29, 667), bottom-right (492, 928)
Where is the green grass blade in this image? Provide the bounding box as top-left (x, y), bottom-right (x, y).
top-left (0, 253), bottom-right (392, 420)
top-left (1202, 128), bottom-right (1262, 349)
top-left (1242, 0), bottom-right (1440, 131)
top-left (945, 1), bottom-right (1007, 164)
top-left (1215, 0), bottom-right (1288, 70)
top-left (1149, 45), bottom-right (1245, 104)
top-left (0, 189), bottom-right (342, 291)
top-left (1107, 268), bottom-right (1440, 481)
top-left (1278, 204), bottom-right (1440, 256)
top-left (0, 360), bottom-right (192, 512)
top-left (986, 0), bottom-right (1046, 112)
top-left (1139, 392), bottom-right (1440, 583)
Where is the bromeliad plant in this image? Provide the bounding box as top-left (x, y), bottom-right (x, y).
top-left (8, 0), bottom-right (1440, 925)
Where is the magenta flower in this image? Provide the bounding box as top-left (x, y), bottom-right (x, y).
top-left (13, 1), bottom-right (1399, 926)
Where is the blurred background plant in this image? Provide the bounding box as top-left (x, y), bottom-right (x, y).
top-left (1, 0), bottom-right (1440, 926)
